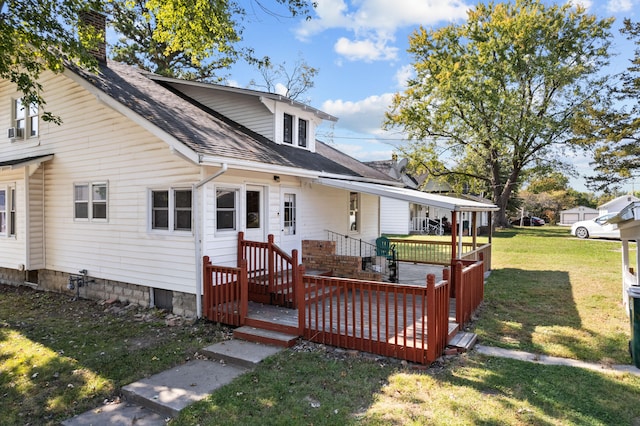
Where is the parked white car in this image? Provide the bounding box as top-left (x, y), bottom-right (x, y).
top-left (570, 213), bottom-right (620, 239)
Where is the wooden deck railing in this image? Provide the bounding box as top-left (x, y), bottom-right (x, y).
top-left (452, 259), bottom-right (484, 329)
top-left (460, 244), bottom-right (491, 273)
top-left (202, 256), bottom-right (247, 326)
top-left (298, 266), bottom-right (450, 364)
top-left (238, 232), bottom-right (299, 307)
top-left (388, 239), bottom-right (476, 265)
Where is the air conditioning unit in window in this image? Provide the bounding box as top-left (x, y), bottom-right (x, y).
top-left (7, 127), bottom-right (16, 139)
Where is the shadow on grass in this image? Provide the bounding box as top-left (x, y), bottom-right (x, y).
top-left (494, 225), bottom-right (572, 239)
top-left (476, 268), bottom-right (628, 362)
top-left (174, 349), bottom-right (640, 426)
top-left (0, 285), bottom-right (226, 425)
top-left (413, 355), bottom-right (640, 424)
top-left (173, 350), bottom-right (396, 426)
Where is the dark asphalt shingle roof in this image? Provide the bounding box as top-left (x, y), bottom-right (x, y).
top-left (72, 62), bottom-right (392, 182)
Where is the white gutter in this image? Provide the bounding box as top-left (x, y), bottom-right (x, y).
top-left (193, 163), bottom-right (228, 318)
top-left (198, 155), bottom-right (403, 186)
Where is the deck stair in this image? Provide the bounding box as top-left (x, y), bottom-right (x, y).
top-left (447, 331), bottom-right (478, 353)
top-left (234, 302), bottom-right (300, 347)
top-left (233, 326), bottom-right (298, 348)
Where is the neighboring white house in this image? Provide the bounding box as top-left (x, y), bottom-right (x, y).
top-left (599, 195), bottom-right (640, 216)
top-left (559, 206), bottom-right (599, 225)
top-left (366, 159), bottom-right (493, 235)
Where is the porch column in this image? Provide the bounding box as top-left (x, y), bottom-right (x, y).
top-left (472, 211), bottom-right (478, 250)
top-left (451, 211), bottom-right (458, 259)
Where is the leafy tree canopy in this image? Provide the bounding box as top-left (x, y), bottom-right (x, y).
top-left (109, 0), bottom-right (314, 81)
top-left (385, 0), bottom-right (613, 226)
top-left (0, 0), bottom-right (103, 122)
top-left (1, 0), bottom-right (314, 120)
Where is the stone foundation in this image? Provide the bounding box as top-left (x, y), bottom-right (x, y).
top-left (0, 267), bottom-right (198, 318)
top-left (302, 240), bottom-right (382, 281)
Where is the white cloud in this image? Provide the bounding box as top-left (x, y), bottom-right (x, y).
top-left (321, 93), bottom-right (395, 134)
top-left (606, 0), bottom-right (634, 12)
top-left (334, 37), bottom-right (398, 62)
top-left (567, 0), bottom-right (593, 10)
top-left (394, 65), bottom-right (414, 89)
top-left (333, 141), bottom-right (394, 162)
top-left (296, 0), bottom-right (471, 62)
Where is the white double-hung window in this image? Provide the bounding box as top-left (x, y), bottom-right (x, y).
top-left (151, 188), bottom-right (192, 232)
top-left (74, 182), bottom-right (108, 221)
top-left (0, 186), bottom-right (16, 236)
top-left (11, 99), bottom-right (38, 140)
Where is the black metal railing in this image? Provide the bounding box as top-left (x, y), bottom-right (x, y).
top-left (325, 230), bottom-right (397, 282)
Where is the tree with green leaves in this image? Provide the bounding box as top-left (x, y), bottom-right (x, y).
top-left (0, 0), bottom-right (103, 123)
top-left (573, 19), bottom-right (640, 192)
top-left (384, 0), bottom-right (613, 227)
top-left (109, 0), bottom-right (313, 81)
top-left (1, 0), bottom-right (314, 121)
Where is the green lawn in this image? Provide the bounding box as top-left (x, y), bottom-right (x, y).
top-left (476, 226), bottom-right (632, 363)
top-left (2, 225), bottom-right (640, 425)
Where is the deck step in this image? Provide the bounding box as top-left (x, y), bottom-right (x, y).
top-left (447, 331), bottom-right (478, 352)
top-left (233, 325), bottom-right (299, 348)
top-left (200, 339), bottom-right (284, 369)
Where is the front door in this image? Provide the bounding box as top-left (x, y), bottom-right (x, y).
top-left (244, 185), bottom-right (266, 241)
top-left (279, 188), bottom-right (301, 254)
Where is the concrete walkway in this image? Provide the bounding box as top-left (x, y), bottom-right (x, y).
top-left (475, 345), bottom-right (640, 376)
top-left (61, 340), bottom-right (284, 426)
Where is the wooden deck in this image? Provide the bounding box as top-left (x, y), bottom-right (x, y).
top-left (246, 299), bottom-right (458, 332)
top-left (204, 234), bottom-right (485, 365)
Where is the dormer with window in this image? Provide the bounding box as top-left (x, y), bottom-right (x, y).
top-left (273, 101), bottom-right (327, 152)
top-left (146, 75), bottom-right (337, 154)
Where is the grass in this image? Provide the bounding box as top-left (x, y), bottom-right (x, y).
top-left (2, 225), bottom-right (640, 425)
top-left (476, 226), bottom-right (632, 363)
top-left (0, 286), bottom-right (228, 425)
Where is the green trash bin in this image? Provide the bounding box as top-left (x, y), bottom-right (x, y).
top-left (628, 286), bottom-right (640, 368)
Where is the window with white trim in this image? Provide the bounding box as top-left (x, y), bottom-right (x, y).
top-left (349, 192), bottom-right (360, 232)
top-left (216, 188), bottom-right (238, 231)
top-left (282, 113), bottom-right (311, 149)
top-left (283, 193), bottom-right (296, 236)
top-left (283, 113), bottom-right (293, 144)
top-left (12, 98), bottom-right (38, 139)
top-left (0, 186), bottom-right (16, 236)
top-left (151, 188), bottom-right (192, 231)
top-left (74, 182), bottom-right (108, 221)
top-left (9, 187), bottom-right (15, 236)
top-left (0, 189), bottom-right (6, 234)
top-left (298, 118), bottom-right (308, 147)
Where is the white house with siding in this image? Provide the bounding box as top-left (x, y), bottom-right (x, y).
top-left (598, 195), bottom-right (640, 216)
top-left (0, 33), bottom-right (496, 317)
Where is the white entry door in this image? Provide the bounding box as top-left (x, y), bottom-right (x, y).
top-left (279, 188), bottom-right (301, 254)
top-left (244, 185), bottom-right (266, 242)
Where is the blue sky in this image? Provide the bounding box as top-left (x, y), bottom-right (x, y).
top-left (224, 0), bottom-right (639, 193)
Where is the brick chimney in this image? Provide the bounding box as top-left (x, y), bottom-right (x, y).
top-left (79, 10), bottom-right (107, 63)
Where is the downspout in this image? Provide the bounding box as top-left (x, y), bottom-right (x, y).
top-left (194, 163), bottom-right (228, 318)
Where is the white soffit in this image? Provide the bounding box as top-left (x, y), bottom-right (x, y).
top-left (315, 178), bottom-right (499, 212)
